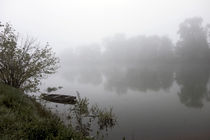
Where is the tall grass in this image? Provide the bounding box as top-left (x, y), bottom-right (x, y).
top-left (0, 84), bottom-right (91, 140)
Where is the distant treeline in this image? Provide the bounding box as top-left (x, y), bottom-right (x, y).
top-left (60, 17), bottom-right (210, 109)
top-left (63, 17), bottom-right (210, 66)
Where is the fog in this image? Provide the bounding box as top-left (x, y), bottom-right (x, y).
top-left (1, 0), bottom-right (210, 52)
top-left (2, 0), bottom-right (210, 139)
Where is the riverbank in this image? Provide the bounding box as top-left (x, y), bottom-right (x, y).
top-left (0, 84), bottom-right (91, 140)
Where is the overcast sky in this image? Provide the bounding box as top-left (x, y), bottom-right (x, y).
top-left (1, 0), bottom-right (210, 52)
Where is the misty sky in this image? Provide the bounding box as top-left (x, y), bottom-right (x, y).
top-left (1, 0), bottom-right (210, 52)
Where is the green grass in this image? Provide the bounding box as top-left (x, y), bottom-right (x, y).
top-left (0, 84), bottom-right (91, 140)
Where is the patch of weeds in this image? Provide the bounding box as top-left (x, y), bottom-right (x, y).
top-left (68, 93), bottom-right (117, 139)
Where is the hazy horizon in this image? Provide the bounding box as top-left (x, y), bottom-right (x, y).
top-left (1, 0), bottom-right (210, 53)
top-left (2, 1), bottom-right (210, 139)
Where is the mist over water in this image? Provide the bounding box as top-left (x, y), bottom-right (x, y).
top-left (42, 18), bottom-right (210, 139)
top-left (2, 0), bottom-right (210, 139)
top-left (44, 62), bottom-right (210, 139)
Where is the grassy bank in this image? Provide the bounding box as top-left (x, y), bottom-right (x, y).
top-left (0, 84), bottom-right (91, 140)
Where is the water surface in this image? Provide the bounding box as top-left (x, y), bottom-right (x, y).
top-left (43, 64), bottom-right (210, 140)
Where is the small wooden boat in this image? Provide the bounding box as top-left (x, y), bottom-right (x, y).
top-left (41, 93), bottom-right (76, 104)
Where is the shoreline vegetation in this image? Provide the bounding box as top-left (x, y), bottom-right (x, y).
top-left (1, 16), bottom-right (210, 140)
top-left (0, 84), bottom-right (117, 140)
top-left (0, 84), bottom-right (92, 140)
top-left (0, 22), bottom-right (117, 140)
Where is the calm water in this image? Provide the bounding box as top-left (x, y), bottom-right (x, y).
top-left (42, 64), bottom-right (210, 140)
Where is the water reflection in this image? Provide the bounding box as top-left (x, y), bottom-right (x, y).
top-left (63, 64), bottom-right (173, 93)
top-left (103, 64), bottom-right (173, 94)
top-left (62, 64), bottom-right (210, 108)
top-left (62, 66), bottom-right (103, 85)
top-left (176, 64), bottom-right (210, 108)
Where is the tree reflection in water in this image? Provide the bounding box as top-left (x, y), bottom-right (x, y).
top-left (176, 64), bottom-right (210, 108)
top-left (62, 64), bottom-right (210, 108)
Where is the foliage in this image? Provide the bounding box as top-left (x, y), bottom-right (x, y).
top-left (68, 93), bottom-right (117, 139)
top-left (46, 86), bottom-right (63, 93)
top-left (0, 23), bottom-right (59, 92)
top-left (65, 34), bottom-right (174, 67)
top-left (176, 17), bottom-right (210, 63)
top-left (0, 84), bottom-right (92, 140)
top-left (47, 87), bottom-right (58, 93)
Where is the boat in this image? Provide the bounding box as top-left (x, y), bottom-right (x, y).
top-left (41, 93), bottom-right (76, 104)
